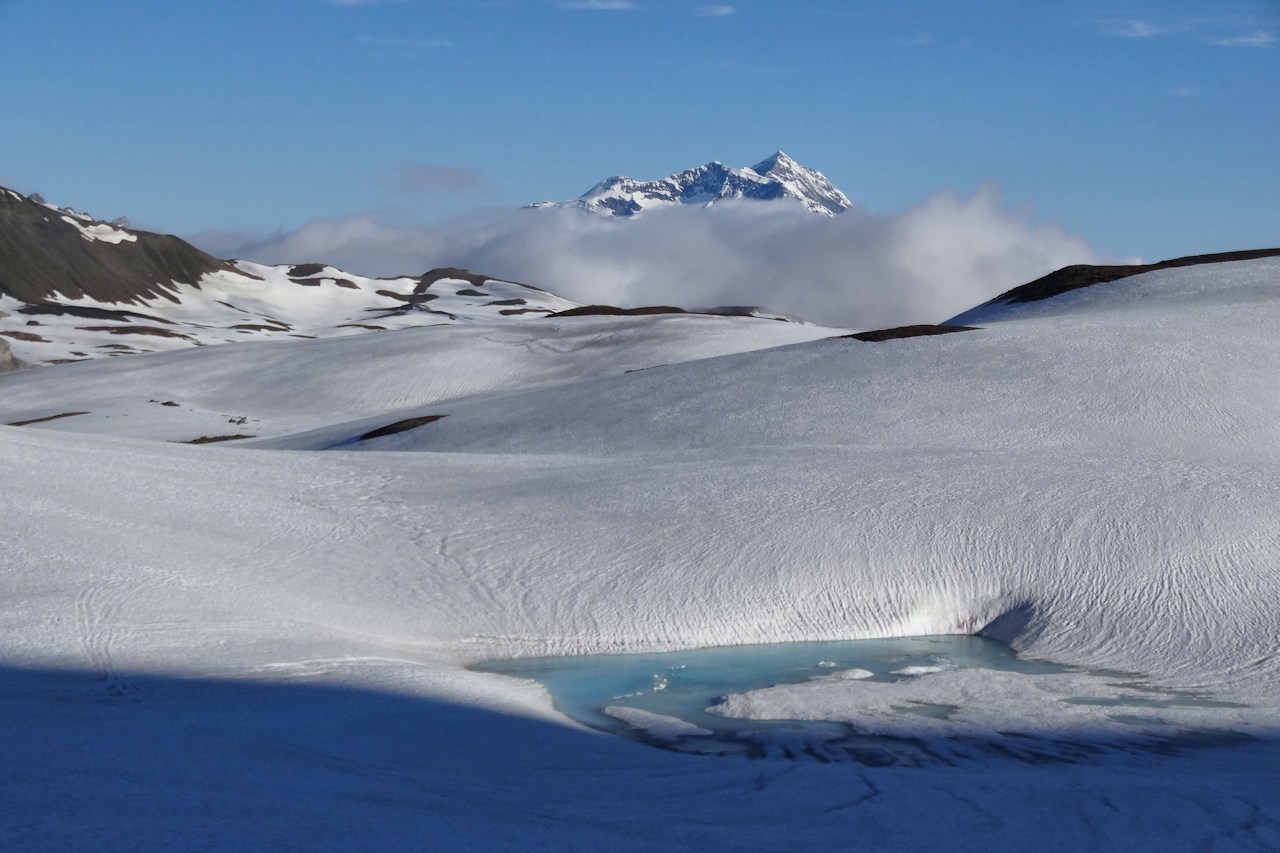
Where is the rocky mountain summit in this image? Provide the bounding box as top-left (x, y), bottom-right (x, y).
top-left (533, 151), bottom-right (853, 217)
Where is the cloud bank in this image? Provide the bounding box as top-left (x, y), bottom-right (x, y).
top-left (195, 186), bottom-right (1100, 328)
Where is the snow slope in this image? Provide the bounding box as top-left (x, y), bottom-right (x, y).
top-left (0, 313), bottom-right (845, 442)
top-left (4, 184), bottom-right (619, 366)
top-left (0, 260), bottom-right (584, 366)
top-left (1, 255), bottom-right (1279, 848)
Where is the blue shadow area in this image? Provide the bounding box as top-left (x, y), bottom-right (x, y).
top-left (2, 662), bottom-right (1278, 851)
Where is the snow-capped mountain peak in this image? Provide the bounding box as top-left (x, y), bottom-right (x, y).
top-left (535, 152), bottom-right (853, 217)
top-left (747, 151), bottom-right (851, 216)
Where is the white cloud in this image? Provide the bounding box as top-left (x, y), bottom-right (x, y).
top-left (560, 1), bottom-right (637, 10)
top-left (1208, 30), bottom-right (1275, 48)
top-left (193, 185), bottom-right (1099, 329)
top-left (1098, 19), bottom-right (1170, 38)
top-left (695, 5), bottom-right (734, 16)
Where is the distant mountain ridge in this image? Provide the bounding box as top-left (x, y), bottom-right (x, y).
top-left (533, 151), bottom-right (853, 217)
top-left (0, 186), bottom-right (582, 367)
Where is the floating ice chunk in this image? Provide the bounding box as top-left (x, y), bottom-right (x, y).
top-left (602, 706), bottom-right (713, 741)
top-left (707, 667), bottom-right (1254, 742)
top-left (892, 664), bottom-right (952, 676)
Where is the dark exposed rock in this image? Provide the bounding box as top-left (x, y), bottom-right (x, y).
top-left (415, 268), bottom-right (491, 289)
top-left (6, 411), bottom-right (89, 426)
top-left (838, 324), bottom-right (978, 343)
top-left (229, 323), bottom-right (292, 332)
top-left (547, 305), bottom-right (690, 318)
top-left (181, 434), bottom-right (256, 445)
top-left (0, 188), bottom-right (244, 305)
top-left (359, 414), bottom-right (446, 441)
top-left (16, 303), bottom-right (175, 323)
top-left (978, 248), bottom-right (1280, 307)
top-left (0, 329), bottom-right (50, 342)
top-left (75, 325), bottom-right (196, 340)
top-left (376, 289), bottom-right (438, 304)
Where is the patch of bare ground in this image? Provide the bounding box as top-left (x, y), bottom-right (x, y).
top-left (180, 435), bottom-right (256, 445)
top-left (7, 411), bottom-right (90, 426)
top-left (18, 304), bottom-right (174, 323)
top-left (548, 305), bottom-right (690, 318)
top-left (0, 330), bottom-right (49, 342)
top-left (76, 325), bottom-right (195, 340)
top-left (836, 324), bottom-right (979, 342)
top-left (376, 290), bottom-right (438, 304)
top-left (359, 415), bottom-right (446, 441)
top-left (990, 247), bottom-right (1280, 305)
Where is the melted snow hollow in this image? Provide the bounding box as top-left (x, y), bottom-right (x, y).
top-left (1, 254), bottom-right (1279, 848)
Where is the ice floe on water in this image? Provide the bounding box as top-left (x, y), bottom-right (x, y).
top-left (478, 635), bottom-right (1266, 765)
top-left (602, 706), bottom-right (713, 742)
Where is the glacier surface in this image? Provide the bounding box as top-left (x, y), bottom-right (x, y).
top-left (1, 256), bottom-right (1279, 849)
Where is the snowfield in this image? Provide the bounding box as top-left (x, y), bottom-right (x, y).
top-left (2, 255), bottom-right (1279, 849)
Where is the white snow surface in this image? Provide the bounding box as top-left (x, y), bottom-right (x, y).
top-left (60, 215), bottom-right (138, 244)
top-left (710, 666), bottom-right (1262, 742)
top-left (1, 255), bottom-right (1279, 848)
top-left (0, 313), bottom-right (844, 441)
top-left (0, 260), bottom-right (584, 366)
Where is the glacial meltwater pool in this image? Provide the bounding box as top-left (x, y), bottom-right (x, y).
top-left (474, 635), bottom-right (1252, 764)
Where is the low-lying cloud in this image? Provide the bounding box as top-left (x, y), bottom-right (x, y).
top-left (194, 185), bottom-right (1100, 328)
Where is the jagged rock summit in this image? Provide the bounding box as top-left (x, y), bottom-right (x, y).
top-left (533, 151), bottom-right (853, 217)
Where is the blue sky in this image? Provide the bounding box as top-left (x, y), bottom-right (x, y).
top-left (1, 0), bottom-right (1276, 264)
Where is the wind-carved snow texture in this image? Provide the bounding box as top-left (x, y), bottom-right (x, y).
top-left (708, 666), bottom-right (1256, 762)
top-left (1, 254), bottom-right (1280, 848)
top-left (533, 151), bottom-right (854, 217)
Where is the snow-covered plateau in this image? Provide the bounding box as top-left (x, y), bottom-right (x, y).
top-left (2, 253), bottom-right (1280, 850)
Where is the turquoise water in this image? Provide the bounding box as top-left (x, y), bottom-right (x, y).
top-left (474, 635), bottom-right (1251, 764)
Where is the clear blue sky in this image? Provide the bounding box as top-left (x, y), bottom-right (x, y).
top-left (2, 0), bottom-right (1276, 261)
